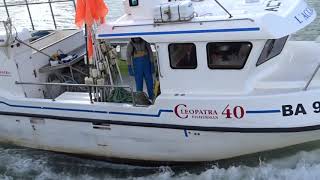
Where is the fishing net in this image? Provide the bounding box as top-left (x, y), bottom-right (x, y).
top-left (107, 88), bottom-right (151, 105)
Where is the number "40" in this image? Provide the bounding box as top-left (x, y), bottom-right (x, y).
top-left (222, 105), bottom-right (245, 119)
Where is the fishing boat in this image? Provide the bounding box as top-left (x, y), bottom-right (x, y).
top-left (0, 0), bottom-right (320, 164)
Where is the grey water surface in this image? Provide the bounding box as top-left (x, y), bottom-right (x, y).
top-left (0, 0), bottom-right (320, 179)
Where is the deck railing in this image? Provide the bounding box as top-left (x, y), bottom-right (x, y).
top-left (111, 18), bottom-right (255, 30)
top-left (15, 81), bottom-right (136, 106)
top-left (1, 0), bottom-right (76, 30)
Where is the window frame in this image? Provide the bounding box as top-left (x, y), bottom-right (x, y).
top-left (206, 41), bottom-right (253, 70)
top-left (256, 36), bottom-right (289, 67)
top-left (129, 0), bottom-right (139, 6)
top-left (168, 43), bottom-right (198, 70)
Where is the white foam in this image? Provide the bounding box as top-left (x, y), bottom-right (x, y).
top-left (2, 144), bottom-right (320, 180)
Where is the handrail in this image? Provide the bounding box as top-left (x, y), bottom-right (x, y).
top-left (0, 0), bottom-right (75, 7)
top-left (24, 0), bottom-right (35, 30)
top-left (15, 81), bottom-right (136, 106)
top-left (15, 81), bottom-right (132, 88)
top-left (48, 0), bottom-right (58, 29)
top-left (112, 18), bottom-right (255, 30)
top-left (2, 0), bottom-right (9, 18)
top-left (304, 63), bottom-right (320, 91)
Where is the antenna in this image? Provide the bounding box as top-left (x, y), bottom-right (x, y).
top-left (214, 0), bottom-right (233, 18)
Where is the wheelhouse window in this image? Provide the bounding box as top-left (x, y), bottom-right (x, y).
top-left (256, 36), bottom-right (289, 66)
top-left (129, 0), bottom-right (138, 6)
top-left (207, 42), bottom-right (252, 69)
top-left (169, 43), bottom-right (197, 69)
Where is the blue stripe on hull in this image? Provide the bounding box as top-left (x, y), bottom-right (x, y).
top-left (0, 101), bottom-right (108, 114)
top-left (98, 27), bottom-right (260, 37)
top-left (0, 101), bottom-right (280, 117)
top-left (246, 110), bottom-right (281, 114)
top-left (109, 110), bottom-right (173, 117)
top-left (0, 101), bottom-right (172, 117)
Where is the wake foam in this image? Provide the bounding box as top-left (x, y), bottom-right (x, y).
top-left (1, 145), bottom-right (320, 180)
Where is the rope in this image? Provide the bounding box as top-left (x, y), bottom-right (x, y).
top-left (0, 18), bottom-right (12, 47)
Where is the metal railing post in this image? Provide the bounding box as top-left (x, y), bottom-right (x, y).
top-left (304, 63), bottom-right (320, 91)
top-left (72, 0), bottom-right (76, 10)
top-left (2, 0), bottom-right (10, 18)
top-left (24, 0), bottom-right (35, 30)
top-left (130, 87), bottom-right (136, 106)
top-left (48, 0), bottom-right (57, 29)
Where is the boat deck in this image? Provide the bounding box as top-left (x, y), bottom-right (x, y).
top-left (55, 92), bottom-right (91, 104)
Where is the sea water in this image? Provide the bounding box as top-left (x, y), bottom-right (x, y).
top-left (0, 0), bottom-right (319, 179)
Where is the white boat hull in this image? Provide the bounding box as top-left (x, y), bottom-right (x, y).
top-left (1, 91), bottom-right (320, 163)
top-left (1, 28), bottom-right (320, 162)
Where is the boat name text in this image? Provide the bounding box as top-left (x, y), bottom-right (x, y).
top-left (294, 6), bottom-right (314, 24)
top-left (174, 104), bottom-right (218, 119)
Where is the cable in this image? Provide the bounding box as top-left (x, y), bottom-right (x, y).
top-left (13, 25), bottom-right (52, 59)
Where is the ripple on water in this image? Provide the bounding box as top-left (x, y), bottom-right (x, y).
top-left (0, 142), bottom-right (320, 179)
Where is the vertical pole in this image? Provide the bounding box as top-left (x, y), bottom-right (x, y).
top-left (84, 24), bottom-right (90, 72)
top-left (24, 0), bottom-right (35, 30)
top-left (130, 87), bottom-right (136, 106)
top-left (72, 0), bottom-right (76, 10)
top-left (48, 0), bottom-right (57, 29)
top-left (3, 0), bottom-right (10, 18)
top-left (84, 24), bottom-right (93, 102)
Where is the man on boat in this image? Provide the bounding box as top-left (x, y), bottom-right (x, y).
top-left (127, 38), bottom-right (154, 100)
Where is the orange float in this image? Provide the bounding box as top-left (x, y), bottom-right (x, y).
top-left (75, 0), bottom-right (108, 59)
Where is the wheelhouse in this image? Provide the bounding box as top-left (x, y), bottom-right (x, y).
top-left (96, 0), bottom-right (316, 98)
